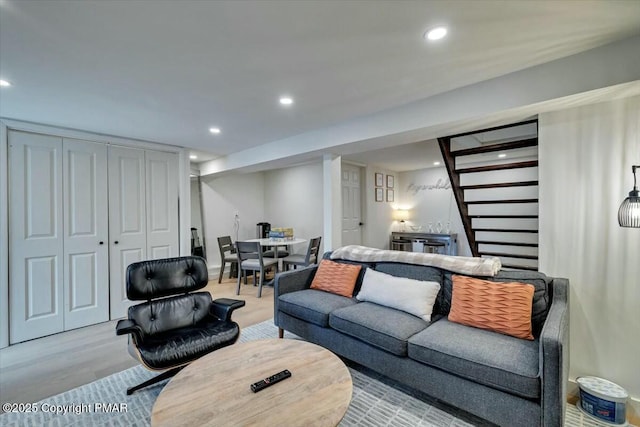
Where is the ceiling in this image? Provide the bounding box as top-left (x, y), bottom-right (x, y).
top-left (1, 0), bottom-right (639, 168)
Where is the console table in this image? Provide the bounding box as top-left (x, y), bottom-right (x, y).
top-left (390, 232), bottom-right (458, 256)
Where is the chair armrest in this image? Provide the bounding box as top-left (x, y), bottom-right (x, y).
top-left (211, 298), bottom-right (246, 322)
top-left (539, 277), bottom-right (570, 427)
top-left (115, 319), bottom-right (143, 342)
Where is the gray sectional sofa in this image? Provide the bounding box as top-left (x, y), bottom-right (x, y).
top-left (274, 252), bottom-right (569, 427)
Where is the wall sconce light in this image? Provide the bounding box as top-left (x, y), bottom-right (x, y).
top-left (393, 209), bottom-right (409, 232)
top-left (618, 165), bottom-right (640, 228)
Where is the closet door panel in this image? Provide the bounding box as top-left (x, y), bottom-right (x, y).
top-left (108, 146), bottom-right (146, 319)
top-left (63, 139), bottom-right (109, 330)
top-left (9, 131), bottom-right (64, 343)
top-left (145, 151), bottom-right (179, 260)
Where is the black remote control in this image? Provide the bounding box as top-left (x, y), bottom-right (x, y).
top-left (250, 369), bottom-right (292, 392)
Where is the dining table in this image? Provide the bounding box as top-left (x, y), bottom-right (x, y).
top-left (245, 237), bottom-right (307, 260)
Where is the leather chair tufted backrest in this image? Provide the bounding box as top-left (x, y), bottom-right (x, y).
top-left (129, 292), bottom-right (213, 337)
top-left (126, 256), bottom-right (208, 301)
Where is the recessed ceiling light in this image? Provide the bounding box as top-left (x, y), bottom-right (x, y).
top-left (498, 153), bottom-right (507, 158)
top-left (209, 127), bottom-right (221, 134)
top-left (190, 155), bottom-right (198, 160)
top-left (0, 79), bottom-right (11, 87)
top-left (425, 27), bottom-right (447, 41)
top-left (433, 161), bottom-right (441, 166)
top-left (279, 96), bottom-right (294, 106)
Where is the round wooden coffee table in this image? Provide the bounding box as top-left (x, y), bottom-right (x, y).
top-left (151, 338), bottom-right (353, 427)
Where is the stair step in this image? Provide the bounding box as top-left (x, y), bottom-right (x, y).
top-left (460, 180), bottom-right (538, 190)
top-left (479, 251), bottom-right (539, 260)
top-left (477, 241), bottom-right (539, 247)
top-left (451, 138), bottom-right (538, 157)
top-left (501, 264), bottom-right (539, 271)
top-left (465, 198), bottom-right (538, 205)
top-left (456, 160), bottom-right (538, 174)
top-left (470, 214), bottom-right (538, 219)
top-left (473, 228), bottom-right (539, 233)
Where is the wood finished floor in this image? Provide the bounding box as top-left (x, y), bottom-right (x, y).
top-left (0, 276), bottom-right (274, 408)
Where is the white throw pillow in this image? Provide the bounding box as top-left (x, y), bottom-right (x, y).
top-left (356, 268), bottom-right (441, 321)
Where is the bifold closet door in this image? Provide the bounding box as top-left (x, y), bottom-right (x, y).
top-left (108, 146), bottom-right (147, 320)
top-left (108, 148), bottom-right (179, 319)
top-left (62, 138), bottom-right (109, 330)
top-left (9, 131), bottom-right (65, 343)
top-left (145, 150), bottom-right (179, 260)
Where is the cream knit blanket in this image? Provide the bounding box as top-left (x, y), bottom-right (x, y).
top-left (330, 245), bottom-right (502, 277)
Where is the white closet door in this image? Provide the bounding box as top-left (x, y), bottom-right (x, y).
top-left (9, 131), bottom-right (64, 343)
top-left (145, 151), bottom-right (179, 260)
top-left (108, 146), bottom-right (146, 319)
top-left (63, 139), bottom-right (109, 330)
top-left (341, 164), bottom-right (362, 246)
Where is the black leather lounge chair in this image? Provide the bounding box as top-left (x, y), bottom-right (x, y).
top-left (116, 256), bottom-right (245, 395)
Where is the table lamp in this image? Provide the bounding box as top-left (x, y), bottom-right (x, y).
top-left (394, 209), bottom-right (409, 232)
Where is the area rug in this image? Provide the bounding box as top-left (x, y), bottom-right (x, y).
top-left (0, 320), bottom-right (610, 427)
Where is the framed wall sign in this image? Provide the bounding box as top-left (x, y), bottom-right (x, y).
top-left (387, 189), bottom-right (394, 202)
top-left (386, 175), bottom-right (394, 188)
top-left (375, 173), bottom-right (383, 187)
top-left (375, 187), bottom-right (384, 202)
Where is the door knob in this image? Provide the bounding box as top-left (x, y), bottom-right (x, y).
top-left (99, 241), bottom-right (104, 245)
top-left (114, 241), bottom-right (119, 245)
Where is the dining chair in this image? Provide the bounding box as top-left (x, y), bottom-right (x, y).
top-left (282, 236), bottom-right (322, 271)
top-left (217, 236), bottom-right (238, 284)
top-left (235, 241), bottom-right (279, 298)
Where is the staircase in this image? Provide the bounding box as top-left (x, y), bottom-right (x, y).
top-left (438, 120), bottom-right (539, 271)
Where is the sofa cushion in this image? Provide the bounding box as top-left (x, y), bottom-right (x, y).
top-left (374, 262), bottom-right (444, 283)
top-left (310, 259), bottom-right (361, 297)
top-left (322, 252), bottom-right (374, 295)
top-left (440, 270), bottom-right (551, 335)
top-left (329, 302), bottom-right (429, 356)
top-left (356, 268), bottom-right (440, 321)
top-left (374, 262), bottom-right (445, 313)
top-left (449, 275), bottom-right (535, 340)
top-left (278, 289), bottom-right (357, 327)
top-left (408, 319), bottom-right (540, 399)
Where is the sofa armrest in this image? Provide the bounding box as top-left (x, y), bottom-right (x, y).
top-left (539, 277), bottom-right (570, 427)
top-left (273, 266), bottom-right (317, 322)
top-left (210, 298), bottom-right (246, 322)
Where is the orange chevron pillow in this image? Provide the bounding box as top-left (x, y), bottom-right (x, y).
top-left (310, 260), bottom-right (361, 297)
top-left (449, 275), bottom-right (535, 340)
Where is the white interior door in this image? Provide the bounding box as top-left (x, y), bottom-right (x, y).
top-left (108, 145), bottom-right (146, 319)
top-left (9, 131), bottom-right (64, 343)
top-left (63, 138), bottom-right (109, 330)
top-left (145, 151), bottom-right (179, 260)
top-left (341, 164), bottom-right (362, 246)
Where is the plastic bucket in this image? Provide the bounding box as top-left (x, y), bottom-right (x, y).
top-left (577, 376), bottom-right (628, 425)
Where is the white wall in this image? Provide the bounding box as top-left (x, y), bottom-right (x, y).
top-left (200, 162), bottom-right (325, 270)
top-left (200, 172), bottom-right (265, 271)
top-left (539, 96), bottom-right (640, 401)
top-left (398, 167), bottom-right (472, 257)
top-left (264, 162), bottom-right (324, 255)
top-left (362, 165), bottom-right (397, 249)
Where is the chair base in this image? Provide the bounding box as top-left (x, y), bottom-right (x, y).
top-left (126, 366), bottom-right (184, 395)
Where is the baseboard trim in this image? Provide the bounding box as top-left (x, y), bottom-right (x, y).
top-left (567, 379), bottom-right (639, 425)
top-left (208, 265), bottom-right (219, 281)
